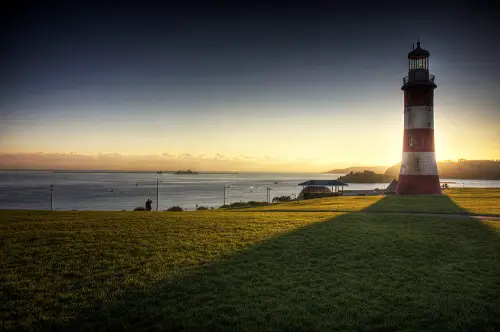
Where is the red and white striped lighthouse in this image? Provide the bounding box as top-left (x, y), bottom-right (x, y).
top-left (396, 40), bottom-right (441, 195)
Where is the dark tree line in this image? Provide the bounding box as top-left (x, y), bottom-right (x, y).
top-left (385, 159), bottom-right (500, 180)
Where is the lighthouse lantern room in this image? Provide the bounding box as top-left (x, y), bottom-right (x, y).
top-left (396, 39), bottom-right (441, 195)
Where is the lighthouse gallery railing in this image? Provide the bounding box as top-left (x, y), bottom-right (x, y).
top-left (403, 74), bottom-right (435, 85)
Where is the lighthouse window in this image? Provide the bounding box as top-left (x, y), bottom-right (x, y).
top-left (413, 157), bottom-right (421, 171)
top-left (422, 90), bottom-right (432, 104)
top-left (408, 137), bottom-right (421, 147)
top-left (419, 158), bottom-right (428, 171)
top-left (410, 58), bottom-right (428, 70)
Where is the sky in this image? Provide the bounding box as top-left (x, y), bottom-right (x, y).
top-left (1, 0), bottom-right (499, 171)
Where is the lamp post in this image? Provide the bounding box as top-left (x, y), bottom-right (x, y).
top-left (223, 185), bottom-right (230, 206)
top-left (49, 184), bottom-right (54, 211)
top-left (156, 178), bottom-right (163, 211)
top-left (266, 187), bottom-right (273, 203)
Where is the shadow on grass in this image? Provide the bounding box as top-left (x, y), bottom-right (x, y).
top-left (235, 191), bottom-right (491, 215)
top-left (35, 199), bottom-right (500, 331)
top-left (362, 194), bottom-right (469, 215)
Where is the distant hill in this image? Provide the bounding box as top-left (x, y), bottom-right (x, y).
top-left (338, 170), bottom-right (395, 183)
top-left (326, 166), bottom-right (389, 174)
top-left (385, 159), bottom-right (500, 180)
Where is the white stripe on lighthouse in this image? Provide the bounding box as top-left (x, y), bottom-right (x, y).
top-left (399, 152), bottom-right (439, 176)
top-left (404, 106), bottom-right (433, 129)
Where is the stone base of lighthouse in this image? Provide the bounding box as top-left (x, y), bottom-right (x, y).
top-left (396, 175), bottom-right (442, 195)
top-left (396, 152), bottom-right (442, 195)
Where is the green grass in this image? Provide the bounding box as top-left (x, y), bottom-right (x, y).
top-left (2, 189), bottom-right (500, 331)
top-left (245, 188), bottom-right (500, 216)
top-left (447, 188), bottom-right (500, 216)
top-left (1, 211), bottom-right (336, 330)
top-left (241, 195), bottom-right (383, 212)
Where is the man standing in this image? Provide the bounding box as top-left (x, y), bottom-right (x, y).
top-left (145, 199), bottom-right (152, 211)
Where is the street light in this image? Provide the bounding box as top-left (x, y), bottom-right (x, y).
top-left (266, 186), bottom-right (273, 203)
top-left (49, 184), bottom-right (54, 211)
top-left (223, 185), bottom-right (230, 206)
top-left (156, 178), bottom-right (164, 211)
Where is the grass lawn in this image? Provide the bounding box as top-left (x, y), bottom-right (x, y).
top-left (447, 188), bottom-right (500, 216)
top-left (239, 195), bottom-right (383, 212)
top-left (1, 211), bottom-right (335, 330)
top-left (2, 200), bottom-right (500, 330)
top-left (244, 188), bottom-right (500, 216)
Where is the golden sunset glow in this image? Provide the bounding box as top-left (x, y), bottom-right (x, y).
top-left (2, 2), bottom-right (499, 172)
top-left (1, 100), bottom-right (498, 172)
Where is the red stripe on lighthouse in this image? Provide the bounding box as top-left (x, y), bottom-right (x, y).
top-left (403, 129), bottom-right (435, 152)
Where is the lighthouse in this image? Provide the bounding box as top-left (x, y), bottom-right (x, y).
top-left (396, 39), bottom-right (441, 195)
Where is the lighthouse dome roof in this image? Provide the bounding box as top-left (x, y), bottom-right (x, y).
top-left (408, 41), bottom-right (430, 58)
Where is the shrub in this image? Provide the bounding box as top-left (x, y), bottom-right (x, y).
top-left (272, 196), bottom-right (292, 203)
top-left (167, 206), bottom-right (183, 212)
top-left (196, 206), bottom-right (209, 210)
top-left (134, 207), bottom-right (146, 211)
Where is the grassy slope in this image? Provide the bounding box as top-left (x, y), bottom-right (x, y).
top-left (1, 189), bottom-right (500, 330)
top-left (1, 211), bottom-right (335, 330)
top-left (245, 188), bottom-right (500, 216)
top-left (447, 188), bottom-right (500, 216)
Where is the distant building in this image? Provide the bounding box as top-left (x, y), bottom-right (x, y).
top-left (297, 180), bottom-right (348, 199)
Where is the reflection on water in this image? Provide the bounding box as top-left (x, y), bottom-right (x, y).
top-left (0, 171), bottom-right (499, 211)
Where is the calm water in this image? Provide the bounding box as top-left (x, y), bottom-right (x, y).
top-left (0, 171), bottom-right (499, 211)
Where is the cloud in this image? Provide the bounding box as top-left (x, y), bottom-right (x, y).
top-left (240, 154), bottom-right (255, 160)
top-left (96, 153), bottom-right (123, 160)
top-left (214, 153), bottom-right (228, 160)
top-left (0, 152), bottom-right (331, 172)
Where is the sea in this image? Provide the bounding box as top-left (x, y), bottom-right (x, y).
top-left (1, 171), bottom-right (499, 211)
